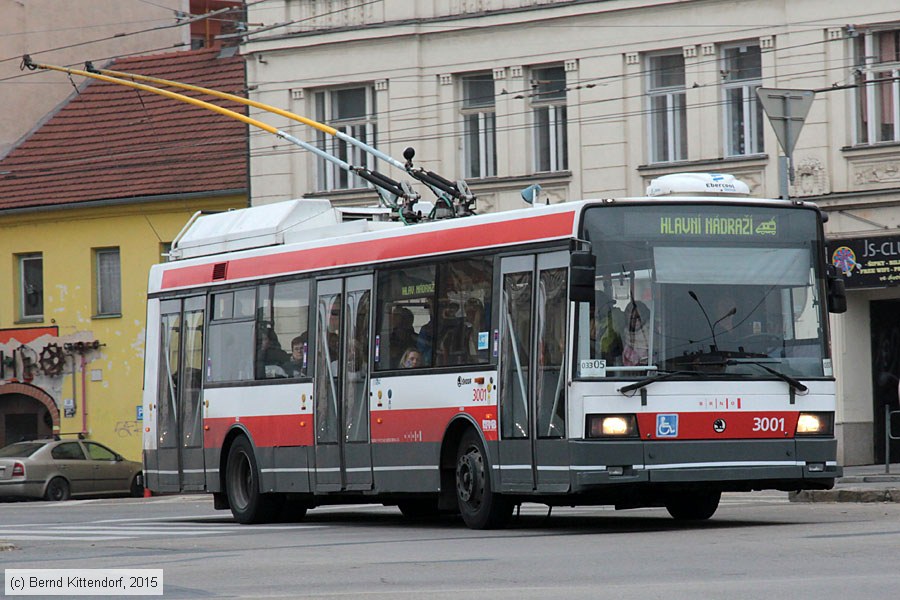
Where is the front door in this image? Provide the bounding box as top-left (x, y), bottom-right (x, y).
top-left (314, 275), bottom-right (374, 492)
top-left (155, 296), bottom-right (206, 492)
top-left (498, 252), bottom-right (570, 493)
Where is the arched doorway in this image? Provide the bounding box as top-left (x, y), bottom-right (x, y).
top-left (0, 382), bottom-right (59, 447)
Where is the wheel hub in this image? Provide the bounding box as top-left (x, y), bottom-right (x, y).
top-left (456, 449), bottom-right (483, 505)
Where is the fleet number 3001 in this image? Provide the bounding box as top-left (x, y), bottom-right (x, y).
top-left (752, 417), bottom-right (785, 432)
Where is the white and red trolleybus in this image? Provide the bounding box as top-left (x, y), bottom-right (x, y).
top-left (142, 173), bottom-right (847, 529)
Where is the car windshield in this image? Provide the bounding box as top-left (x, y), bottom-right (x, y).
top-left (0, 442), bottom-right (46, 458)
top-left (574, 203), bottom-right (829, 380)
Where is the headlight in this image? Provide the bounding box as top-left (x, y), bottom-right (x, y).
top-left (587, 414), bottom-right (639, 438)
top-left (795, 412), bottom-right (834, 436)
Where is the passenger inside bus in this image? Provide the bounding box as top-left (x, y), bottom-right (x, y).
top-left (256, 325), bottom-right (290, 378)
top-left (287, 334), bottom-right (307, 377)
top-left (591, 292), bottom-right (624, 365)
top-left (436, 301), bottom-right (467, 365)
top-left (464, 297), bottom-right (486, 361)
top-left (389, 306), bottom-right (418, 368)
top-left (400, 347), bottom-right (422, 369)
top-left (622, 300), bottom-right (650, 366)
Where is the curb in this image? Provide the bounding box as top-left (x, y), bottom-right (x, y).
top-left (789, 488), bottom-right (900, 503)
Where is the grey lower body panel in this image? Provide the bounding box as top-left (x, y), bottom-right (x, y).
top-left (371, 442), bottom-right (441, 493)
top-left (569, 438), bottom-right (840, 495)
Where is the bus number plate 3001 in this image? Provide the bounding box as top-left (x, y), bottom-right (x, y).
top-left (579, 359), bottom-right (607, 377)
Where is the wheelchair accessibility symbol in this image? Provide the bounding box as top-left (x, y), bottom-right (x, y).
top-left (656, 414), bottom-right (678, 437)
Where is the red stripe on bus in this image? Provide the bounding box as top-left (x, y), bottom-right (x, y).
top-left (637, 412), bottom-right (800, 440)
top-left (162, 211), bottom-right (575, 290)
top-left (371, 406), bottom-right (498, 443)
top-left (203, 405), bottom-right (498, 449)
top-left (205, 415), bottom-right (314, 448)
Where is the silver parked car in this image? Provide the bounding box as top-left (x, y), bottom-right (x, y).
top-left (0, 438), bottom-right (143, 501)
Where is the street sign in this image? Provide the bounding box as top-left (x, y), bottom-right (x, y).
top-left (756, 88), bottom-right (814, 156)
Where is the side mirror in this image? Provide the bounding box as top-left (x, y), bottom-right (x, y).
top-left (826, 265), bottom-right (847, 314)
top-left (569, 250), bottom-right (596, 303)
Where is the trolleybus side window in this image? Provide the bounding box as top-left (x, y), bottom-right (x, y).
top-left (207, 289), bottom-right (256, 382)
top-left (255, 280), bottom-right (311, 379)
top-left (374, 257), bottom-right (493, 371)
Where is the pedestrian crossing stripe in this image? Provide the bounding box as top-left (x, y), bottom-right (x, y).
top-left (0, 521), bottom-right (320, 542)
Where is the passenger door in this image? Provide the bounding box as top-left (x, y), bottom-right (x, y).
top-left (314, 275), bottom-right (374, 492)
top-left (155, 296), bottom-right (206, 492)
top-left (50, 442), bottom-right (93, 496)
top-left (498, 252), bottom-right (570, 493)
top-left (82, 441), bottom-right (131, 495)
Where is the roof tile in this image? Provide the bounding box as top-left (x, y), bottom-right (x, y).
top-left (0, 48), bottom-right (248, 211)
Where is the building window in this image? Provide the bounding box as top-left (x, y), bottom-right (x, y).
top-left (722, 43), bottom-right (764, 156)
top-left (461, 72), bottom-right (497, 178)
top-left (314, 86), bottom-right (377, 191)
top-left (854, 28), bottom-right (900, 144)
top-left (95, 248), bottom-right (121, 316)
top-left (531, 66), bottom-right (568, 172)
top-left (647, 52), bottom-right (687, 163)
top-left (18, 253), bottom-right (43, 321)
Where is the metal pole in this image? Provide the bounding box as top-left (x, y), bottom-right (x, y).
top-left (887, 403), bottom-right (892, 474)
top-left (780, 93), bottom-right (792, 201)
top-left (779, 156), bottom-right (790, 201)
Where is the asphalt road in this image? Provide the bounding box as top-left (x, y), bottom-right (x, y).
top-left (2, 492), bottom-right (900, 599)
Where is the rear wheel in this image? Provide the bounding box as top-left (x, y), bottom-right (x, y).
top-left (225, 436), bottom-right (282, 524)
top-left (44, 477), bottom-right (70, 501)
top-left (455, 430), bottom-right (512, 529)
top-left (664, 490), bottom-right (721, 521)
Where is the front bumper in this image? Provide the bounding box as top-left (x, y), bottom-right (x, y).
top-left (569, 438), bottom-right (840, 492)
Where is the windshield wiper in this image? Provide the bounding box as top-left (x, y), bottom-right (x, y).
top-left (618, 369), bottom-right (715, 394)
top-left (726, 359), bottom-right (807, 393)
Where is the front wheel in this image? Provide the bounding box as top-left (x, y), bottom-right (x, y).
top-left (225, 436), bottom-right (282, 524)
top-left (44, 477), bottom-right (70, 501)
top-left (455, 430), bottom-right (512, 529)
top-left (664, 490), bottom-right (721, 521)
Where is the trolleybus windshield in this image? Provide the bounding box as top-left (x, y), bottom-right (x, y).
top-left (575, 203), bottom-right (829, 380)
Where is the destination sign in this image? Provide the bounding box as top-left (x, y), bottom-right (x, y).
top-left (659, 215), bottom-right (777, 237)
top-left (585, 205), bottom-right (816, 246)
top-left (401, 282), bottom-right (435, 296)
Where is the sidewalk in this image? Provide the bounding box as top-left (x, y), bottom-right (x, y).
top-left (789, 463), bottom-right (900, 503)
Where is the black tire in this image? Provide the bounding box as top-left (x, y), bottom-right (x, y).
top-left (455, 430), bottom-right (512, 529)
top-left (664, 490), bottom-right (721, 521)
top-left (130, 473), bottom-right (144, 498)
top-left (44, 477), bottom-right (70, 502)
top-left (225, 436), bottom-right (282, 524)
top-left (397, 498), bottom-right (441, 519)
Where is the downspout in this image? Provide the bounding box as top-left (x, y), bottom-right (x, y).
top-left (81, 353), bottom-right (88, 438)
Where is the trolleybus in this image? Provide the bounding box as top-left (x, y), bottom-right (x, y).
top-left (142, 172), bottom-right (847, 529)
